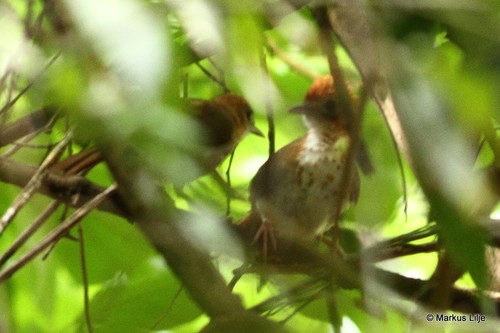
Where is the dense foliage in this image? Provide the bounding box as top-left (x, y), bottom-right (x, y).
top-left (0, 1), bottom-right (499, 332)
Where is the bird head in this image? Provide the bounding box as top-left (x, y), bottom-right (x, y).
top-left (212, 94), bottom-right (264, 140)
top-left (289, 76), bottom-right (346, 130)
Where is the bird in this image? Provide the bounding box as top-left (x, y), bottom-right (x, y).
top-left (189, 94), bottom-right (264, 174)
top-left (50, 93), bottom-right (264, 180)
top-left (240, 76), bottom-right (360, 258)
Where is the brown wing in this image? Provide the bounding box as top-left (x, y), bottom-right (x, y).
top-left (249, 137), bottom-right (304, 202)
top-left (190, 100), bottom-right (235, 148)
top-left (349, 167), bottom-right (360, 203)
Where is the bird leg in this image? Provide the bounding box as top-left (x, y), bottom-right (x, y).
top-left (318, 224), bottom-right (346, 258)
top-left (317, 234), bottom-right (336, 248)
top-left (252, 221), bottom-right (277, 260)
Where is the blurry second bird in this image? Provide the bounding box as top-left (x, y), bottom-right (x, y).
top-left (51, 93), bottom-right (263, 183)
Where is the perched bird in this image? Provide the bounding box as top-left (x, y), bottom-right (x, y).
top-left (51, 94), bottom-right (263, 179)
top-left (189, 94), bottom-right (263, 174)
top-left (240, 76), bottom-right (360, 256)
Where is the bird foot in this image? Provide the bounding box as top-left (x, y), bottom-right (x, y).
top-left (317, 235), bottom-right (346, 258)
top-left (252, 222), bottom-right (277, 260)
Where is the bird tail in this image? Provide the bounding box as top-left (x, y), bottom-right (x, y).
top-left (50, 148), bottom-right (102, 175)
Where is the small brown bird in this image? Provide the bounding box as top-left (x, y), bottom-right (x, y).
top-left (241, 76), bottom-right (360, 256)
top-left (51, 94), bottom-right (263, 179)
top-left (190, 94), bottom-right (263, 173)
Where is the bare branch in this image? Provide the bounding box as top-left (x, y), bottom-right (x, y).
top-left (100, 144), bottom-right (286, 332)
top-left (0, 51), bottom-right (61, 115)
top-left (78, 224), bottom-right (94, 333)
top-left (0, 201), bottom-right (60, 267)
top-left (0, 157), bottom-right (126, 217)
top-left (0, 107), bottom-right (57, 148)
top-left (265, 36), bottom-right (318, 80)
top-left (0, 184), bottom-right (117, 283)
top-left (0, 133), bottom-right (72, 235)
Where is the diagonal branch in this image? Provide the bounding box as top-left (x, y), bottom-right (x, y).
top-left (0, 156), bottom-right (126, 217)
top-left (100, 143), bottom-right (287, 332)
top-left (0, 201), bottom-right (60, 267)
top-left (0, 133), bottom-right (72, 235)
top-left (0, 107), bottom-right (58, 148)
top-left (0, 184), bottom-right (117, 283)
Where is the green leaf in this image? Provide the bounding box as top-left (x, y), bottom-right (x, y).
top-left (54, 212), bottom-right (156, 283)
top-left (81, 269), bottom-right (202, 333)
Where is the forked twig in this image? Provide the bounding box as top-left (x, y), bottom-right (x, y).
top-left (195, 61), bottom-right (229, 92)
top-left (0, 184), bottom-right (117, 283)
top-left (0, 51), bottom-right (61, 115)
top-left (265, 36), bottom-right (318, 80)
top-left (0, 133), bottom-right (72, 235)
top-left (0, 201), bottom-right (60, 267)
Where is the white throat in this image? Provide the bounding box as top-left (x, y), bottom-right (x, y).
top-left (299, 125), bottom-right (349, 165)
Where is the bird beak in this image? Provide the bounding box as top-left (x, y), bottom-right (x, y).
top-left (249, 123), bottom-right (265, 137)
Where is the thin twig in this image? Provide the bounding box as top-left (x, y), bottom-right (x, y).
top-left (0, 51), bottom-right (61, 115)
top-left (0, 133), bottom-right (72, 235)
top-left (0, 201), bottom-right (60, 267)
top-left (366, 224), bottom-right (438, 251)
top-left (40, 204), bottom-right (74, 261)
top-left (0, 69), bottom-right (12, 105)
top-left (9, 142), bottom-right (58, 150)
top-left (0, 70), bottom-right (15, 119)
top-left (3, 124), bottom-right (59, 158)
top-left (251, 273), bottom-right (329, 315)
top-left (225, 149), bottom-right (236, 216)
top-left (195, 61), bottom-right (228, 92)
top-left (259, 45), bottom-right (275, 155)
top-left (0, 107), bottom-right (57, 148)
top-left (0, 183), bottom-right (117, 283)
top-left (228, 263), bottom-right (251, 291)
top-left (0, 156), bottom-right (126, 217)
top-left (280, 290), bottom-right (323, 324)
top-left (78, 224), bottom-right (93, 333)
top-left (2, 132), bottom-right (47, 158)
top-left (207, 58), bottom-right (228, 93)
top-left (325, 283), bottom-right (341, 333)
top-left (346, 242), bottom-right (441, 263)
top-left (378, 107), bottom-right (409, 219)
top-left (148, 284), bottom-right (185, 332)
top-left (265, 36), bottom-right (318, 80)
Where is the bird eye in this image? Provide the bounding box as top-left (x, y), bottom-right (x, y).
top-left (245, 107), bottom-right (253, 120)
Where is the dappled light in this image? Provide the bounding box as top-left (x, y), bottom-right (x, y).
top-left (0, 1), bottom-right (499, 333)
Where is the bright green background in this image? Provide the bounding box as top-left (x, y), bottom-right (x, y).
top-left (0, 0), bottom-right (499, 332)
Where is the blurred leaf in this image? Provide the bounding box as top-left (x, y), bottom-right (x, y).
top-left (339, 228), bottom-right (361, 254)
top-left (299, 295), bottom-right (329, 322)
top-left (54, 212), bottom-right (155, 283)
top-left (1, 0), bottom-right (500, 331)
top-left (82, 268), bottom-right (202, 332)
top-left (355, 105), bottom-right (403, 226)
top-left (430, 193), bottom-right (488, 288)
top-left (392, 44), bottom-right (492, 288)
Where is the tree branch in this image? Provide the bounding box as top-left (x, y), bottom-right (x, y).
top-left (0, 107), bottom-right (57, 148)
top-left (0, 184), bottom-right (117, 283)
top-left (0, 156), bottom-right (126, 217)
top-left (99, 143), bottom-right (287, 332)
